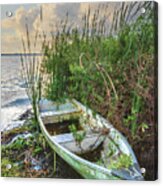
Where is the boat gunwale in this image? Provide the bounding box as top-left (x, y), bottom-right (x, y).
top-left (40, 109), bottom-right (82, 117)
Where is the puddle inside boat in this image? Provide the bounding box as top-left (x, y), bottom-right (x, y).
top-left (80, 143), bottom-right (104, 162)
top-left (45, 119), bottom-right (81, 135)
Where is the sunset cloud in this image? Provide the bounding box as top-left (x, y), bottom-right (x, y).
top-left (2, 6), bottom-right (40, 35)
top-left (1, 2), bottom-right (116, 53)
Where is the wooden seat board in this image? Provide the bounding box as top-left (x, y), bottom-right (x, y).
top-left (52, 132), bottom-right (105, 154)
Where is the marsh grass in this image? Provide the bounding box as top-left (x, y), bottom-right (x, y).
top-left (41, 1), bottom-right (155, 128)
top-left (20, 11), bottom-right (44, 126)
top-left (20, 1), bottom-right (157, 180)
top-left (40, 2), bottom-right (155, 135)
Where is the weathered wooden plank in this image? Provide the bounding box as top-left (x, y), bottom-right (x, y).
top-left (39, 99), bottom-right (79, 113)
top-left (39, 99), bottom-right (82, 124)
top-left (52, 132), bottom-right (105, 154)
top-left (41, 111), bottom-right (81, 125)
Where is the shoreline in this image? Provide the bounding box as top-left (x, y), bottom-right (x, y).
top-left (1, 97), bottom-right (31, 132)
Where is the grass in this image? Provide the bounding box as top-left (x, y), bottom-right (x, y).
top-left (108, 154), bottom-right (133, 170)
top-left (1, 117), bottom-right (54, 178)
top-left (41, 1), bottom-right (156, 139)
top-left (20, 13), bottom-right (44, 125)
top-left (18, 1), bottom-right (157, 180)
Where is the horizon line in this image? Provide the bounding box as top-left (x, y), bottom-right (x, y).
top-left (1, 53), bottom-right (43, 56)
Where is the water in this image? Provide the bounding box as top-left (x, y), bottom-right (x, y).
top-left (1, 55), bottom-right (31, 131)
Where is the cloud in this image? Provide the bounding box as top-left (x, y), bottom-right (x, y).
top-left (56, 3), bottom-right (80, 20)
top-left (1, 2), bottom-right (117, 53)
top-left (2, 6), bottom-right (40, 35)
top-left (33, 4), bottom-right (57, 34)
top-left (1, 33), bottom-right (22, 53)
top-left (1, 5), bottom-right (42, 53)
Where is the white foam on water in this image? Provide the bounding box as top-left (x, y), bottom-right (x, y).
top-left (1, 55), bottom-right (32, 131)
top-left (1, 97), bottom-right (31, 131)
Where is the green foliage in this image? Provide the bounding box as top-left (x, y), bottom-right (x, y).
top-left (108, 154), bottom-right (133, 170)
top-left (4, 2), bottom-right (156, 179)
top-left (1, 126), bottom-right (52, 177)
top-left (69, 124), bottom-right (86, 145)
top-left (138, 122), bottom-right (149, 133)
top-left (32, 146), bottom-right (43, 156)
top-left (123, 95), bottom-right (141, 136)
top-left (21, 16), bottom-right (43, 127)
top-left (8, 137), bottom-right (30, 150)
top-left (1, 158), bottom-right (22, 177)
top-left (68, 124), bottom-right (77, 133)
top-left (41, 1), bottom-right (155, 141)
top-left (106, 141), bottom-right (117, 157)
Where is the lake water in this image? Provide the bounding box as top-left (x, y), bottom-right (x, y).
top-left (1, 55), bottom-right (31, 130)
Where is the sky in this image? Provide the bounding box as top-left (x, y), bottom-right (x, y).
top-left (0, 1), bottom-right (151, 54)
top-left (1, 2), bottom-right (119, 54)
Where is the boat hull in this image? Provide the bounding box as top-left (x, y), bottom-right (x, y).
top-left (37, 99), bottom-right (144, 180)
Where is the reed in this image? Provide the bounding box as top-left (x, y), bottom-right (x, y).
top-left (20, 7), bottom-right (44, 126)
top-left (41, 1), bottom-right (155, 141)
top-left (21, 1), bottom-right (155, 147)
top-left (19, 1), bottom-right (156, 179)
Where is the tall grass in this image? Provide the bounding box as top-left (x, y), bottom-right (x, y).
top-left (21, 2), bottom-right (157, 179)
top-left (20, 1), bottom-right (155, 135)
top-left (40, 1), bottom-right (156, 143)
top-left (20, 9), bottom-right (44, 126)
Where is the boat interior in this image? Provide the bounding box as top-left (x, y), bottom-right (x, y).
top-left (39, 99), bottom-right (132, 166)
top-left (38, 99), bottom-right (144, 180)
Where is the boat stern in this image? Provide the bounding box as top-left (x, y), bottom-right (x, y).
top-left (111, 163), bottom-right (144, 181)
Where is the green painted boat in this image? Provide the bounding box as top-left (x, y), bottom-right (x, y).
top-left (37, 99), bottom-right (144, 180)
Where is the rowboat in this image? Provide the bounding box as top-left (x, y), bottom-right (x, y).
top-left (37, 99), bottom-right (144, 180)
